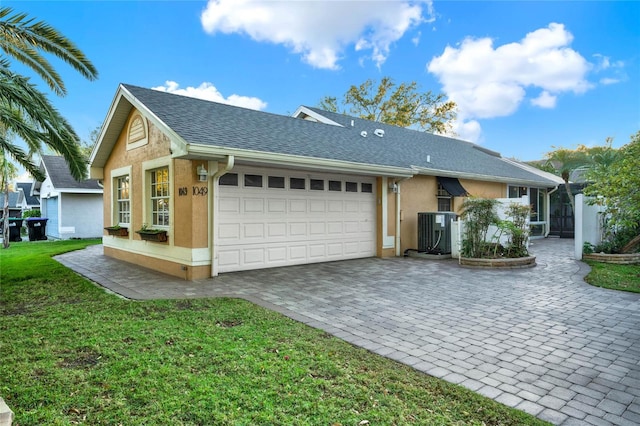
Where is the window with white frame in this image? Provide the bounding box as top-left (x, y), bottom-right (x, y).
top-left (150, 167), bottom-right (170, 227)
top-left (115, 175), bottom-right (130, 225)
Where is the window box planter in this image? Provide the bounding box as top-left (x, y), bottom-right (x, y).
top-left (104, 226), bottom-right (129, 237)
top-left (136, 229), bottom-right (168, 242)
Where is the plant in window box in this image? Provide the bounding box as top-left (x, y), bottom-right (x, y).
top-left (135, 224), bottom-right (168, 242)
top-left (104, 225), bottom-right (129, 237)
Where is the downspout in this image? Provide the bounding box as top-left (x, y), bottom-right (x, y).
top-left (394, 177), bottom-right (412, 257)
top-left (545, 185), bottom-right (559, 237)
top-left (211, 155), bottom-right (235, 277)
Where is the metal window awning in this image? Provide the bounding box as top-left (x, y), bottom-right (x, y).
top-left (437, 176), bottom-right (468, 196)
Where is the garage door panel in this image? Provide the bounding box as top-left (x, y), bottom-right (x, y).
top-left (268, 247), bottom-right (287, 262)
top-left (219, 198), bottom-right (240, 213)
top-left (219, 223), bottom-right (240, 239)
top-left (345, 200), bottom-right (359, 212)
top-left (309, 222), bottom-right (326, 235)
top-left (268, 199), bottom-right (286, 213)
top-left (243, 248), bottom-right (264, 265)
top-left (218, 250), bottom-right (240, 268)
top-left (268, 222), bottom-right (287, 237)
top-left (218, 168), bottom-right (375, 273)
top-left (289, 222), bottom-right (307, 236)
top-left (243, 223), bottom-right (264, 238)
top-left (309, 200), bottom-right (326, 213)
top-left (327, 222), bottom-right (343, 234)
top-left (289, 245), bottom-right (307, 260)
top-left (309, 244), bottom-right (326, 258)
top-left (244, 198), bottom-right (264, 213)
top-left (344, 241), bottom-right (360, 254)
top-left (289, 199), bottom-right (307, 213)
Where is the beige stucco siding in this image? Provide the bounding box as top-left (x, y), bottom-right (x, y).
top-left (398, 176), bottom-right (507, 254)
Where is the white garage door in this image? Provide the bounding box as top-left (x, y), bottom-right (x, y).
top-left (217, 167), bottom-right (376, 273)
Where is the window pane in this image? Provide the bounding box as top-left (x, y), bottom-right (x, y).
top-left (346, 182), bottom-right (358, 192)
top-left (361, 183), bottom-right (373, 193)
top-left (244, 174), bottom-right (263, 188)
top-left (290, 177), bottom-right (305, 190)
top-left (219, 173), bottom-right (238, 186)
top-left (310, 179), bottom-right (324, 190)
top-left (116, 175), bottom-right (130, 225)
top-left (438, 197), bottom-right (452, 212)
top-left (329, 180), bottom-right (341, 191)
top-left (268, 176), bottom-right (285, 188)
top-left (150, 167), bottom-right (170, 227)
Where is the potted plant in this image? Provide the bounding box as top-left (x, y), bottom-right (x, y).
top-left (104, 225), bottom-right (129, 237)
top-left (135, 224), bottom-right (168, 242)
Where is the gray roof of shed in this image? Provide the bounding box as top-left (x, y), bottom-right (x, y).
top-left (16, 182), bottom-right (40, 205)
top-left (41, 155), bottom-right (102, 190)
top-left (119, 84), bottom-right (557, 186)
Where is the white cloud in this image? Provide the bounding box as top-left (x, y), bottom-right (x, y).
top-left (152, 81), bottom-right (267, 110)
top-left (428, 23), bottom-right (591, 120)
top-left (427, 23), bottom-right (593, 143)
top-left (600, 77), bottom-right (621, 85)
top-left (200, 0), bottom-right (432, 69)
top-left (531, 91), bottom-right (557, 108)
top-left (449, 118), bottom-right (482, 143)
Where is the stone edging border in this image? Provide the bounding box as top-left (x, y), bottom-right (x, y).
top-left (459, 256), bottom-right (537, 269)
top-left (583, 253), bottom-right (640, 265)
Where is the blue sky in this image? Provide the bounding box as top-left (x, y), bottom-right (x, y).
top-left (6, 0), bottom-right (639, 164)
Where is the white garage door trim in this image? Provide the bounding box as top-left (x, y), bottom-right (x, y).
top-left (217, 166), bottom-right (376, 273)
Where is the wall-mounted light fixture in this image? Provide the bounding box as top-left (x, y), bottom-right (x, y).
top-left (389, 182), bottom-right (398, 193)
top-left (197, 164), bottom-right (208, 182)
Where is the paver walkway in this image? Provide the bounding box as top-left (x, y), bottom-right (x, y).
top-left (56, 238), bottom-right (640, 425)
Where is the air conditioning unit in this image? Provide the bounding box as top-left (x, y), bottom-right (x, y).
top-left (418, 212), bottom-right (457, 254)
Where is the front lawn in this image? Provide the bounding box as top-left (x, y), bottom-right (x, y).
top-left (1, 240), bottom-right (548, 425)
top-left (584, 260), bottom-right (640, 293)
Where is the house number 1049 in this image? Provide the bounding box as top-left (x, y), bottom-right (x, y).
top-left (192, 186), bottom-right (208, 196)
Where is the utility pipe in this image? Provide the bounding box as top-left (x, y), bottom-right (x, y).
top-left (210, 155), bottom-right (235, 277)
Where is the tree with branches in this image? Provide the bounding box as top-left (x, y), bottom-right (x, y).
top-left (319, 76), bottom-right (457, 135)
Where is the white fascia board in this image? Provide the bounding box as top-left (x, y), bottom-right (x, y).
top-left (187, 144), bottom-right (415, 178)
top-left (411, 166), bottom-right (557, 187)
top-left (55, 188), bottom-right (104, 194)
top-left (292, 106), bottom-right (344, 127)
top-left (119, 86), bottom-right (189, 157)
top-left (501, 157), bottom-right (565, 184)
top-left (90, 85), bottom-right (189, 175)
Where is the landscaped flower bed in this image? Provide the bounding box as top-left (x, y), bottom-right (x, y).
top-left (583, 253), bottom-right (640, 265)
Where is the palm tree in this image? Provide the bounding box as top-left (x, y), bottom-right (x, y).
top-left (544, 148), bottom-right (589, 213)
top-left (0, 6), bottom-right (98, 181)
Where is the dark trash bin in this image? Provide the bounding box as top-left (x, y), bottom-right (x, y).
top-left (7, 218), bottom-right (23, 242)
top-left (26, 217), bottom-right (48, 241)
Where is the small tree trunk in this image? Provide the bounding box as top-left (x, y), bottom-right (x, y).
top-left (564, 180), bottom-right (575, 216)
top-left (621, 234), bottom-right (640, 254)
top-left (2, 180), bottom-right (9, 249)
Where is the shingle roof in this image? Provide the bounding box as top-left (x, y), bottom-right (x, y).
top-left (120, 84), bottom-right (557, 186)
top-left (41, 155), bottom-right (102, 190)
top-left (16, 182), bottom-right (40, 206)
top-left (0, 191), bottom-right (19, 208)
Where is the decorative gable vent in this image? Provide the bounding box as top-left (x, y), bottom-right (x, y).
top-left (374, 129), bottom-right (385, 137)
top-left (127, 113), bottom-right (148, 150)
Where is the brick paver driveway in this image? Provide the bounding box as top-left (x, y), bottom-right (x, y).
top-left (57, 238), bottom-right (640, 425)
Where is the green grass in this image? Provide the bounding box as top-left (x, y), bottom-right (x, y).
top-left (1, 240), bottom-right (549, 425)
top-left (584, 260), bottom-right (640, 293)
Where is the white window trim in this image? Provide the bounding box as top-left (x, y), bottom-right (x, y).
top-left (142, 157), bottom-right (172, 231)
top-left (110, 165), bottom-right (132, 228)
